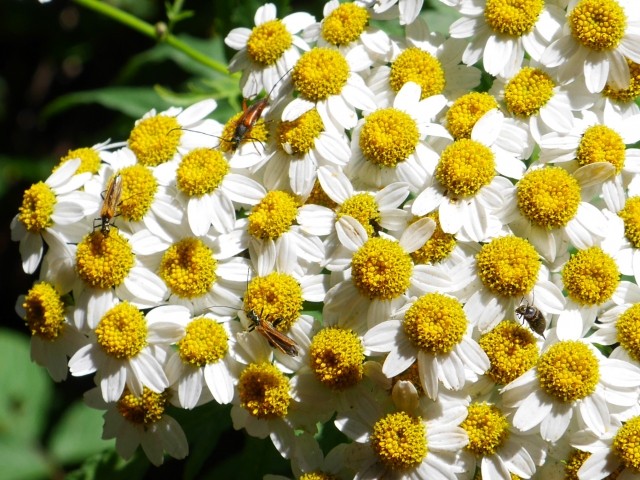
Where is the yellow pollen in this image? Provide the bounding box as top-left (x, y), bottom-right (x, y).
top-left (336, 193), bottom-right (382, 238)
top-left (277, 108), bottom-right (324, 155)
top-left (238, 362), bottom-right (291, 419)
top-left (410, 212), bottom-right (457, 264)
top-left (569, 0), bottom-right (627, 51)
top-left (306, 181), bottom-right (338, 209)
top-left (293, 48), bottom-right (350, 102)
top-left (370, 412), bottom-right (427, 470)
top-left (504, 67), bottom-right (555, 117)
top-left (476, 236), bottom-right (541, 297)
top-left (351, 237), bottom-right (413, 300)
top-left (484, 0), bottom-right (544, 36)
top-left (18, 182), bottom-right (56, 233)
top-left (57, 147), bottom-right (101, 174)
top-left (300, 473), bottom-right (339, 480)
top-left (247, 19), bottom-right (293, 66)
top-left (564, 449), bottom-right (592, 480)
top-left (562, 247), bottom-right (619, 306)
top-left (176, 148), bottom-right (229, 197)
top-left (403, 293), bottom-right (467, 355)
top-left (22, 282), bottom-right (66, 341)
top-left (219, 110), bottom-right (269, 153)
top-left (321, 3), bottom-right (369, 46)
top-left (117, 164), bottom-right (158, 222)
top-left (76, 230), bottom-right (134, 289)
top-left (479, 320), bottom-right (539, 385)
top-left (389, 47), bottom-right (446, 99)
top-left (604, 59), bottom-right (640, 102)
top-left (158, 237), bottom-right (217, 298)
top-left (576, 125), bottom-right (626, 174)
top-left (517, 166), bottom-right (582, 228)
top-left (309, 327), bottom-right (365, 390)
top-left (435, 139), bottom-right (496, 197)
top-left (117, 387), bottom-right (168, 426)
top-left (244, 272), bottom-right (303, 331)
top-left (619, 197), bottom-right (640, 248)
top-left (178, 317), bottom-right (228, 366)
top-left (537, 341), bottom-right (599, 402)
top-left (613, 416), bottom-right (640, 471)
top-left (446, 92), bottom-right (499, 140)
top-left (128, 114), bottom-right (182, 166)
top-left (616, 304), bottom-right (640, 362)
top-left (359, 109), bottom-right (419, 168)
top-left (248, 190), bottom-right (299, 240)
top-left (95, 302), bottom-right (148, 359)
top-left (461, 402), bottom-right (509, 457)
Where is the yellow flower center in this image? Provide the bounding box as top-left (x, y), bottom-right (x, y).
top-left (461, 402), bottom-right (509, 457)
top-left (435, 139), bottom-right (496, 197)
top-left (336, 193), bottom-right (382, 238)
top-left (564, 450), bottom-right (592, 480)
top-left (616, 304), bottom-right (640, 362)
top-left (359, 108), bottom-right (420, 168)
top-left (321, 3), bottom-right (370, 46)
top-left (309, 327), bottom-right (365, 390)
top-left (292, 48), bottom-right (350, 102)
top-left (446, 92), bottom-right (499, 140)
top-left (178, 317), bottom-right (229, 366)
top-left (117, 387), bottom-right (168, 426)
top-left (562, 247), bottom-right (619, 306)
top-left (476, 236), bottom-right (540, 297)
top-left (479, 320), bottom-right (539, 385)
top-left (484, 0), bottom-right (544, 36)
top-left (117, 164), bottom-right (158, 222)
top-left (57, 147), bottom-right (101, 174)
top-left (306, 181), bottom-right (338, 209)
top-left (22, 282), bottom-right (66, 341)
top-left (403, 293), bottom-right (467, 354)
top-left (219, 110), bottom-right (269, 153)
top-left (276, 108), bottom-right (324, 156)
top-left (158, 237), bottom-right (217, 298)
top-left (604, 59), bottom-right (640, 103)
top-left (410, 212), bottom-right (457, 264)
top-left (517, 166), bottom-right (582, 228)
top-left (389, 48), bottom-right (446, 99)
top-left (619, 197), bottom-right (640, 248)
top-left (576, 125), bottom-right (626, 174)
top-left (569, 0), bottom-right (627, 51)
top-left (300, 473), bottom-right (338, 480)
top-left (537, 341), bottom-right (599, 402)
top-left (351, 237), bottom-right (413, 300)
top-left (95, 302), bottom-right (148, 359)
top-left (244, 272), bottom-right (303, 331)
top-left (76, 231), bottom-right (134, 289)
top-left (613, 416), bottom-right (640, 471)
top-left (370, 412), bottom-right (427, 470)
top-left (248, 190), bottom-right (299, 240)
top-left (247, 19), bottom-right (292, 66)
top-left (176, 148), bottom-right (229, 197)
top-left (238, 362), bottom-right (291, 419)
top-left (128, 114), bottom-right (182, 166)
top-left (504, 67), bottom-right (555, 117)
top-left (18, 182), bottom-right (56, 233)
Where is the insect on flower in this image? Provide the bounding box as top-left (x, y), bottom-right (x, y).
top-left (515, 300), bottom-right (546, 338)
top-left (94, 174), bottom-right (123, 236)
top-left (246, 308), bottom-right (299, 357)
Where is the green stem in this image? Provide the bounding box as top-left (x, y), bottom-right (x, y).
top-left (71, 0), bottom-right (229, 75)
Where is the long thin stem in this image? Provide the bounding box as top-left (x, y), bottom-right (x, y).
top-left (72, 0), bottom-right (229, 75)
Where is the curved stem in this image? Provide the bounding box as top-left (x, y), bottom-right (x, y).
top-left (71, 0), bottom-right (229, 75)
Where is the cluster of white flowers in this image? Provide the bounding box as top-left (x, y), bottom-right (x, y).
top-left (11, 0), bottom-right (640, 477)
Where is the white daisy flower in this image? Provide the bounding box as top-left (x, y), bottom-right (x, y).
top-left (10, 158), bottom-right (97, 274)
top-left (68, 295), bottom-right (187, 402)
top-left (449, 0), bottom-right (565, 78)
top-left (502, 338), bottom-right (640, 442)
top-left (540, 0), bottom-right (640, 93)
top-left (359, 0), bottom-right (425, 25)
top-left (603, 205), bottom-right (640, 287)
top-left (364, 292), bottom-right (490, 400)
top-left (84, 386), bottom-right (188, 466)
top-left (225, 3), bottom-right (315, 98)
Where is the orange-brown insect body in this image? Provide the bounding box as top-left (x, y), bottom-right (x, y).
top-left (515, 302), bottom-right (546, 338)
top-left (246, 309), bottom-right (299, 356)
top-left (230, 97), bottom-right (270, 151)
top-left (96, 174), bottom-right (123, 236)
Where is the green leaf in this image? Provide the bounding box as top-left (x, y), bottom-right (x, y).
top-left (0, 438), bottom-right (51, 480)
